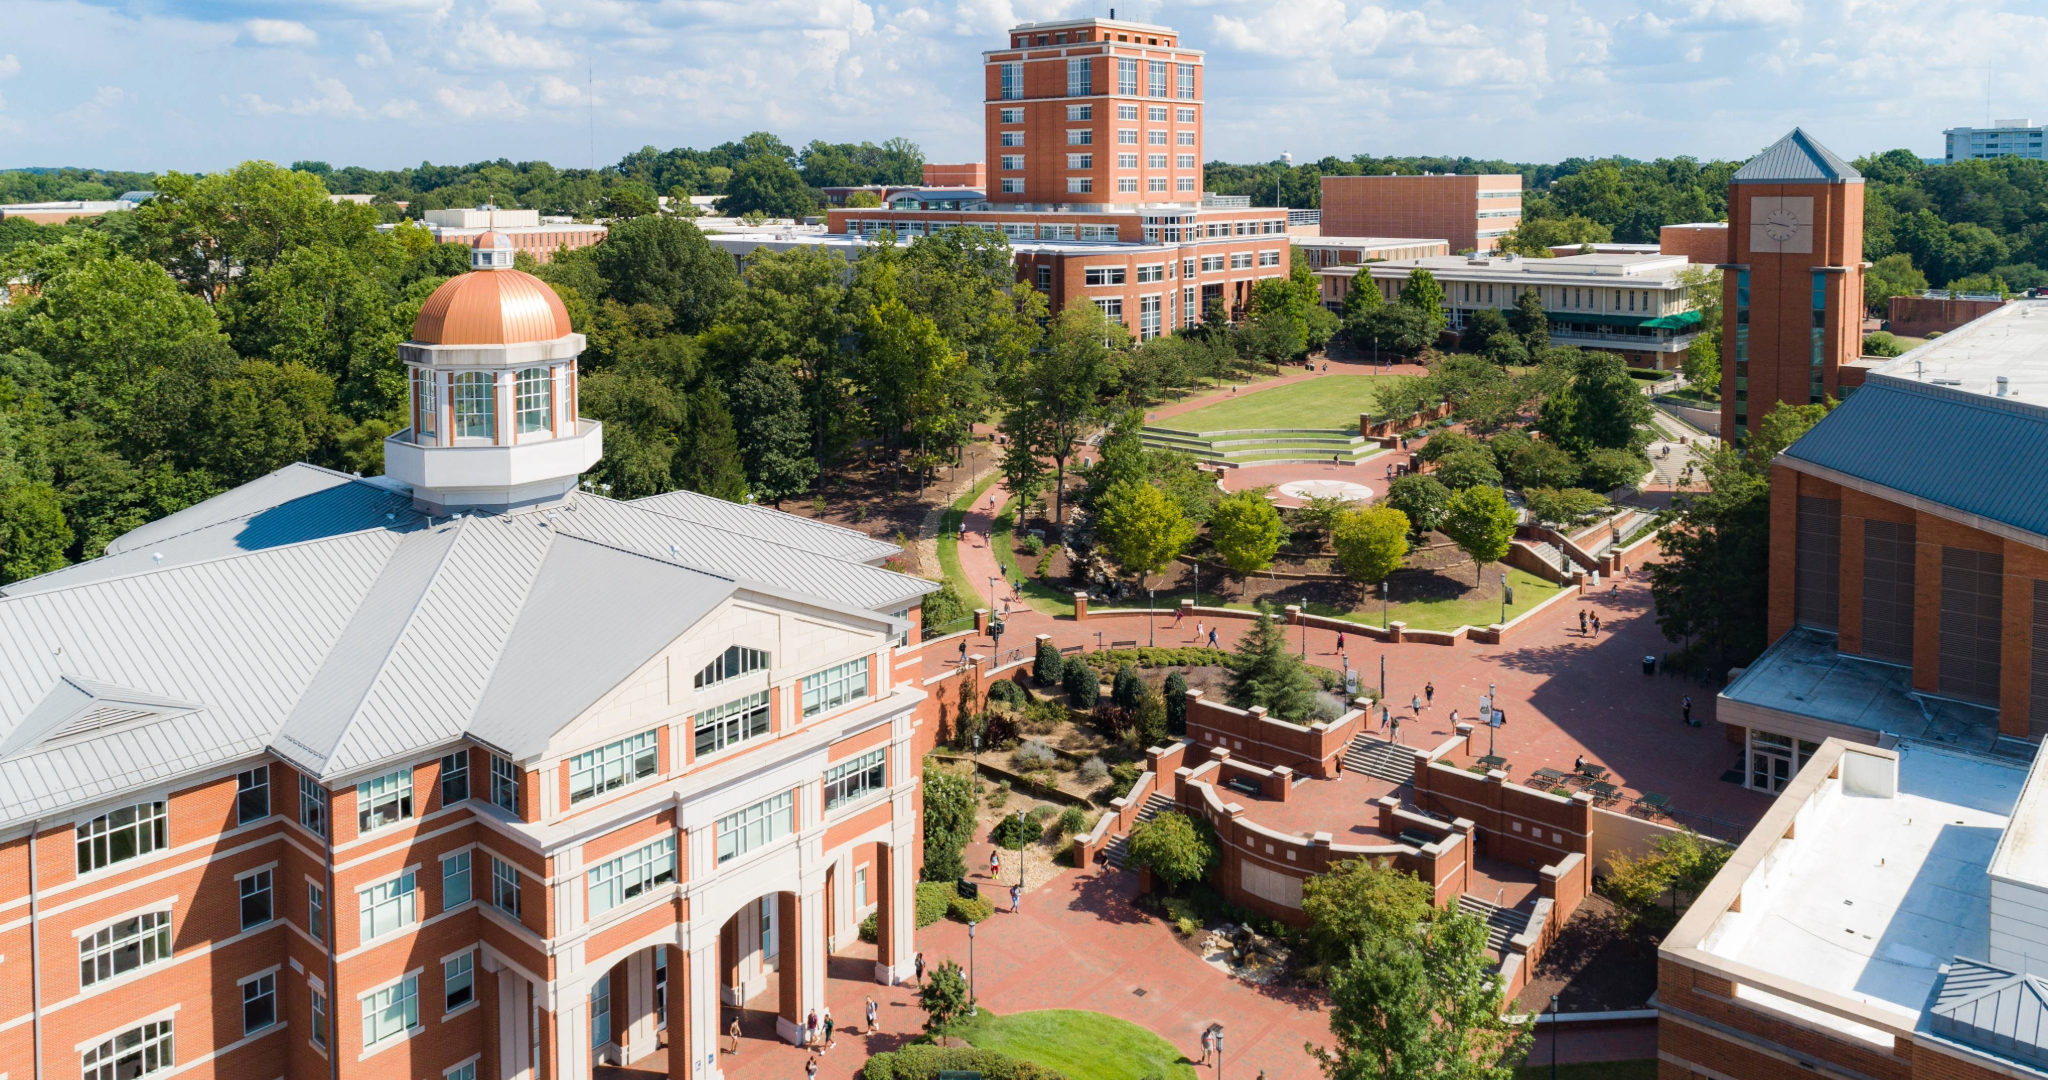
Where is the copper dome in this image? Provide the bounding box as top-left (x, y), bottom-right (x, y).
top-left (412, 269), bottom-right (573, 346)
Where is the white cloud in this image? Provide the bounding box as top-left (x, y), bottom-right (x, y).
top-left (291, 76), bottom-right (368, 117)
top-left (245, 19), bottom-right (319, 46)
top-left (355, 31), bottom-right (394, 67)
top-left (538, 74), bottom-right (585, 106)
top-left (448, 18), bottom-right (575, 69)
top-left (231, 92), bottom-right (285, 116)
top-left (436, 80), bottom-right (529, 118)
top-left (380, 97), bottom-right (423, 119)
top-left (0, 54), bottom-right (20, 78)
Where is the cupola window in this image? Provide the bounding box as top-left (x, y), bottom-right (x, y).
top-left (452, 372), bottom-right (495, 439)
top-left (516, 367), bottom-right (553, 435)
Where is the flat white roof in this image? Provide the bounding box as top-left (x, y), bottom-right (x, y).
top-left (1872, 299), bottom-right (2048, 403)
top-left (1702, 745), bottom-right (2025, 1027)
top-left (703, 227), bottom-right (1153, 257)
top-left (1297, 236), bottom-right (1447, 249)
top-left (1349, 251), bottom-right (1692, 286)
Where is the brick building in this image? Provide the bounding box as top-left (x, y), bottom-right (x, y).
top-left (819, 15), bottom-right (1292, 335)
top-left (1719, 128), bottom-right (1867, 441)
top-left (384, 207), bottom-right (608, 265)
top-left (1659, 222), bottom-right (1729, 264)
top-left (1318, 173), bottom-right (1523, 254)
top-left (0, 240), bottom-right (941, 1080)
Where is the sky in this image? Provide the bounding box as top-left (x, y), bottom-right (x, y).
top-left (3, 0), bottom-right (2047, 174)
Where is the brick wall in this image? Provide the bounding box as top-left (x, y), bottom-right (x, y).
top-left (1182, 690), bottom-right (1363, 778)
top-left (1410, 760), bottom-right (1593, 872)
top-left (1887, 295), bottom-right (2007, 337)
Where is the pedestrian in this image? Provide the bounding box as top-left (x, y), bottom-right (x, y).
top-left (1380, 705), bottom-right (1391, 731)
top-left (806, 1056), bottom-right (819, 1080)
top-left (823, 1006), bottom-right (835, 1051)
top-left (1683, 695), bottom-right (1693, 726)
top-left (866, 995), bottom-right (880, 1035)
top-left (1336, 630), bottom-right (1345, 652)
top-left (1208, 627), bottom-right (1218, 649)
top-left (989, 848), bottom-right (1000, 878)
top-left (914, 952), bottom-right (925, 985)
top-left (1578, 609), bottom-right (1588, 635)
top-left (806, 1009), bottom-right (819, 1049)
top-left (1200, 1026), bottom-right (1215, 1065)
top-left (1575, 754), bottom-right (1585, 771)
top-left (1591, 612), bottom-right (1601, 636)
top-left (1410, 693), bottom-right (1422, 715)
top-left (1448, 708), bottom-right (1459, 726)
top-left (1011, 882), bottom-right (1022, 913)
top-left (1197, 620), bottom-right (1205, 643)
top-left (728, 1015), bottom-right (742, 1055)
top-left (1174, 605), bottom-right (1185, 626)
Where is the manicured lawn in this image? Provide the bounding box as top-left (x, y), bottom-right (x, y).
top-left (1091, 566), bottom-right (1565, 633)
top-left (948, 1009), bottom-right (1199, 1080)
top-left (1160, 375), bottom-right (1403, 434)
top-left (1515, 1060), bottom-right (1657, 1080)
top-left (933, 472), bottom-right (1000, 629)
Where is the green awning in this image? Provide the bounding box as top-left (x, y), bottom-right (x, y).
top-left (1643, 309), bottom-right (1704, 330)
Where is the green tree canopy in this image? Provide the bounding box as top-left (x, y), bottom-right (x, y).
top-left (921, 766), bottom-right (977, 882)
top-left (1331, 505), bottom-right (1410, 586)
top-left (716, 155), bottom-right (818, 218)
top-left (1441, 485), bottom-right (1516, 585)
top-left (1396, 268), bottom-right (1448, 338)
top-left (1300, 856), bottom-right (1435, 967)
top-left (1094, 479), bottom-right (1196, 581)
top-left (1000, 305), bottom-right (1111, 524)
top-left (1227, 612), bottom-right (1320, 721)
top-left (1125, 809), bottom-right (1220, 891)
top-left (1384, 474), bottom-right (1451, 535)
top-left (1209, 488), bottom-right (1287, 580)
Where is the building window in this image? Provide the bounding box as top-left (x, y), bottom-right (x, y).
top-left (1000, 131), bottom-right (1025, 147)
top-left (1176, 154), bottom-right (1196, 170)
top-left (1182, 257), bottom-right (1197, 276)
top-left (1147, 130), bottom-right (1167, 146)
top-left (1001, 178), bottom-right (1025, 194)
top-left (1000, 154), bottom-right (1024, 171)
top-left (1139, 295), bottom-right (1162, 340)
top-left (569, 729), bottom-right (659, 803)
top-left (311, 989), bottom-right (328, 1049)
top-left (824, 749), bottom-right (888, 810)
top-left (1176, 178), bottom-right (1196, 192)
top-left (1117, 153), bottom-right (1138, 169)
top-left (451, 371), bottom-right (494, 440)
top-left (490, 755), bottom-right (519, 813)
top-left (1231, 252), bottom-right (1254, 269)
top-left (801, 656), bottom-right (869, 717)
top-left (229, 766), bottom-right (270, 825)
top-left (1066, 129), bottom-right (1092, 146)
top-left (445, 952), bottom-right (475, 1012)
top-left (76, 800), bottom-right (167, 874)
top-left (1117, 103), bottom-right (1138, 120)
top-left (695, 690), bottom-right (771, 757)
top-left (718, 790), bottom-right (795, 863)
top-left (1184, 285), bottom-right (1198, 327)
top-left (309, 882), bottom-right (326, 942)
top-left (1147, 105), bottom-right (1168, 122)
top-left (1177, 107), bottom-right (1195, 123)
top-left (1079, 224), bottom-right (1118, 240)
top-left (1067, 153), bottom-right (1092, 170)
top-left (1148, 154), bottom-right (1167, 169)
top-left (515, 368), bottom-right (552, 435)
top-left (1085, 266), bottom-right (1128, 286)
top-left (1066, 57), bottom-right (1091, 96)
top-left (1259, 251), bottom-right (1281, 267)
top-left (1002, 223), bottom-right (1035, 240)
top-left (1118, 128), bottom-right (1138, 145)
top-left (357, 768), bottom-right (414, 833)
top-left (440, 751), bottom-right (469, 805)
top-left (82, 1019), bottom-right (174, 1080)
top-left (1036, 265), bottom-right (1053, 289)
top-left (588, 835), bottom-right (678, 914)
top-left (1068, 177), bottom-right (1093, 194)
top-left (1177, 63), bottom-right (1195, 99)
top-left (443, 850), bottom-right (472, 908)
top-left (591, 973), bottom-right (612, 1050)
top-left (1148, 60), bottom-right (1168, 96)
top-left (362, 975), bottom-right (420, 1049)
top-left (243, 973), bottom-right (277, 1034)
top-left (448, 1064), bottom-right (475, 1080)
top-left (1117, 58), bottom-right (1137, 95)
top-left (490, 857), bottom-right (522, 916)
top-left (411, 368), bottom-right (436, 440)
top-left (1137, 264), bottom-right (1165, 283)
top-left (1148, 178), bottom-right (1168, 192)
top-left (1118, 178), bottom-right (1138, 193)
top-left (696, 644), bottom-right (770, 690)
top-left (292, 777), bottom-right (327, 839)
top-left (999, 106), bottom-right (1023, 124)
top-left (999, 62), bottom-right (1022, 100)
top-left (240, 869), bottom-right (273, 930)
top-left (79, 909), bottom-right (172, 987)
top-left (1095, 297), bottom-right (1124, 320)
top-left (1066, 104), bottom-right (1091, 121)
top-left (1810, 271), bottom-right (1828, 403)
top-left (359, 871), bottom-right (417, 942)
top-left (1202, 255), bottom-right (1226, 272)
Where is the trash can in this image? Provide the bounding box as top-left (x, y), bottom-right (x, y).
top-left (1642, 655), bottom-right (1657, 675)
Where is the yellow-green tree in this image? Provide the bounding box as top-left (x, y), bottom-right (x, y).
top-left (1094, 479), bottom-right (1196, 583)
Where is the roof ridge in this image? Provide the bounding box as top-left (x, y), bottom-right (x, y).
top-left (0, 526), bottom-right (410, 604)
top-left (542, 525), bottom-right (739, 582)
top-left (621, 489), bottom-right (896, 550)
top-left (111, 468), bottom-right (416, 553)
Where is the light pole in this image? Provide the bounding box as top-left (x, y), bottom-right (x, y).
top-left (1215, 1023), bottom-right (1225, 1080)
top-left (1015, 810), bottom-right (1027, 893)
top-left (1549, 995), bottom-right (1559, 1080)
top-left (1381, 578), bottom-right (1389, 629)
top-left (968, 921), bottom-right (978, 1016)
top-left (1149, 586), bottom-right (1156, 647)
top-left (1298, 607), bottom-right (1307, 658)
top-left (1380, 653), bottom-right (1387, 708)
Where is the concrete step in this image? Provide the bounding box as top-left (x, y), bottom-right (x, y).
top-left (1105, 792), bottom-right (1177, 870)
top-left (1344, 734), bottom-right (1416, 784)
top-left (1457, 893), bottom-right (1533, 953)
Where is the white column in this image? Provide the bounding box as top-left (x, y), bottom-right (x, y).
top-left (554, 982), bottom-right (592, 1080)
top-left (495, 969), bottom-right (533, 1080)
top-left (687, 937), bottom-right (727, 1080)
top-left (624, 951), bottom-right (659, 1064)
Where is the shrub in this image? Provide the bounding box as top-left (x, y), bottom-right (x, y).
top-left (1063, 656), bottom-right (1099, 709)
top-left (1126, 810), bottom-right (1222, 890)
top-left (1021, 534), bottom-right (1046, 556)
top-left (948, 893), bottom-right (995, 923)
top-left (1029, 804), bottom-right (1058, 822)
top-left (1079, 647), bottom-right (1229, 671)
top-left (1012, 740), bottom-right (1058, 771)
top-left (1109, 761), bottom-right (1143, 791)
top-left (1524, 486), bottom-right (1608, 527)
top-left (989, 811), bottom-right (1037, 849)
top-left (859, 910), bottom-right (879, 942)
top-left (986, 677), bottom-right (1028, 708)
top-left (1078, 756), bottom-right (1109, 784)
top-left (1057, 805), bottom-right (1090, 837)
top-left (863, 1045), bottom-right (1069, 1080)
top-left (1163, 670), bottom-right (1189, 733)
top-left (915, 881), bottom-right (952, 927)
top-left (1034, 637), bottom-right (1061, 685)
top-left (920, 581), bottom-right (972, 633)
top-left (1162, 895), bottom-right (1204, 935)
top-left (1111, 663), bottom-right (1143, 711)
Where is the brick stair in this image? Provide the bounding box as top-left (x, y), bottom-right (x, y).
top-left (1345, 734), bottom-right (1417, 784)
top-left (1102, 792), bottom-right (1176, 870)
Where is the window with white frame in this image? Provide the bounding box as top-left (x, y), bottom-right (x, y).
top-left (1067, 177), bottom-right (1092, 194)
top-left (359, 871), bottom-right (417, 942)
top-left (490, 755), bottom-right (518, 813)
top-left (309, 882), bottom-right (326, 942)
top-left (311, 988), bottom-right (328, 1049)
top-left (1117, 153), bottom-right (1137, 169)
top-left (587, 835), bottom-right (678, 914)
top-left (79, 909), bottom-right (172, 986)
top-left (411, 368), bottom-right (436, 440)
top-left (1066, 104), bottom-right (1091, 121)
top-left (1178, 107), bottom-right (1196, 123)
top-left (1147, 105), bottom-right (1168, 122)
top-left (1201, 255), bottom-right (1226, 272)
top-left (1260, 251), bottom-right (1281, 267)
top-left (442, 850), bottom-right (472, 909)
top-left (1066, 57), bottom-right (1091, 96)
top-left (1177, 63), bottom-right (1196, 99)
top-left (1001, 178), bottom-right (1025, 194)
top-left (1066, 129), bottom-right (1092, 145)
top-left (490, 857), bottom-right (521, 916)
top-left (1095, 297), bottom-right (1124, 319)
top-left (1118, 178), bottom-right (1138, 193)
top-left (717, 791), bottom-right (794, 863)
top-left (362, 974), bottom-right (419, 1049)
top-left (76, 800), bottom-right (167, 874)
top-left (591, 974), bottom-right (612, 1050)
top-left (1231, 252), bottom-right (1254, 269)
top-left (240, 868), bottom-right (272, 929)
top-left (1148, 154), bottom-right (1167, 169)
top-left (1067, 153), bottom-right (1092, 170)
top-left (999, 107), bottom-right (1023, 124)
top-left (1084, 266), bottom-right (1126, 286)
top-left (1117, 58), bottom-right (1137, 95)
top-left (451, 371), bottom-right (494, 439)
top-left (444, 952), bottom-right (475, 1012)
top-left (440, 751), bottom-right (468, 805)
top-left (697, 645), bottom-right (768, 689)
top-left (801, 657), bottom-right (869, 717)
top-left (824, 749), bottom-right (887, 810)
top-left (1118, 129), bottom-right (1138, 145)
top-left (999, 62), bottom-right (1022, 100)
top-left (1147, 130), bottom-right (1167, 146)
top-left (1117, 103), bottom-right (1138, 120)
top-left (82, 1018), bottom-right (173, 1080)
top-left (1140, 295), bottom-right (1162, 340)
top-left (1182, 257), bottom-right (1197, 277)
top-left (1177, 155), bottom-right (1195, 170)
top-left (236, 767), bottom-right (269, 825)
top-left (695, 691), bottom-right (770, 757)
top-left (1148, 178), bottom-right (1168, 192)
top-left (1079, 224), bottom-right (1119, 240)
top-left (1177, 178), bottom-right (1196, 192)
top-left (447, 1061), bottom-right (475, 1080)
top-left (1001, 154), bottom-right (1023, 171)
top-left (243, 972), bottom-right (277, 1034)
top-left (515, 368), bottom-right (552, 434)
top-left (357, 768), bottom-right (414, 833)
top-left (1000, 131), bottom-right (1024, 147)
top-left (1148, 60), bottom-right (1167, 96)
top-left (1183, 285), bottom-right (1198, 327)
top-left (1177, 131), bottom-right (1195, 147)
top-left (1136, 264), bottom-right (1165, 283)
top-left (1001, 223), bottom-right (1034, 240)
top-left (568, 729), bottom-right (659, 803)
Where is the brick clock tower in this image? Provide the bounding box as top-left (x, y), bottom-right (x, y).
top-left (1720, 128), bottom-right (1865, 440)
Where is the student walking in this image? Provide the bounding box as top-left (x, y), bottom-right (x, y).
top-left (728, 1016), bottom-right (742, 1055)
top-left (1200, 1027), bottom-right (1215, 1065)
top-left (1579, 609), bottom-right (1588, 635)
top-left (1196, 620), bottom-right (1205, 643)
top-left (1682, 695), bottom-right (1694, 726)
top-left (1336, 630), bottom-right (1345, 652)
top-left (988, 849), bottom-right (1000, 879)
top-left (806, 1057), bottom-right (819, 1080)
top-left (1207, 627), bottom-right (1219, 648)
top-left (806, 1009), bottom-right (819, 1049)
top-left (1010, 883), bottom-right (1023, 913)
top-left (823, 1007), bottom-right (835, 1051)
top-left (1591, 612), bottom-right (1602, 636)
top-left (914, 952), bottom-right (926, 985)
top-left (866, 996), bottom-right (880, 1035)
top-left (1411, 693), bottom-right (1422, 716)
top-left (1424, 681), bottom-right (1434, 709)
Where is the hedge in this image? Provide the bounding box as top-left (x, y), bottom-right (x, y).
top-left (862, 881), bottom-right (955, 943)
top-left (949, 894), bottom-right (995, 923)
top-left (1078, 646), bottom-right (1230, 671)
top-left (862, 1045), bottom-right (1068, 1080)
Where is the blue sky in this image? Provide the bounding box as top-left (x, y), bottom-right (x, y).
top-left (3, 0), bottom-right (2044, 173)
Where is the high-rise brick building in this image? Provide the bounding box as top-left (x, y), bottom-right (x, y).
top-left (1720, 128), bottom-right (1866, 441)
top-left (1318, 173), bottom-right (1523, 254)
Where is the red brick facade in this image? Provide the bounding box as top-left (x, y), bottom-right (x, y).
top-left (1319, 174), bottom-right (1523, 254)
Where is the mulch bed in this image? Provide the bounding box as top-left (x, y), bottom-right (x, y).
top-left (1513, 894), bottom-right (1659, 1013)
top-left (777, 456), bottom-right (967, 543)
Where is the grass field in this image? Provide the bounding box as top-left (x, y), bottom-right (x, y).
top-left (1161, 375), bottom-right (1403, 433)
top-left (1088, 565), bottom-right (1565, 632)
top-left (949, 1009), bottom-right (1199, 1080)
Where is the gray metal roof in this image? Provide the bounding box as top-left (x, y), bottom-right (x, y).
top-left (1781, 380), bottom-right (2048, 539)
top-left (1731, 127), bottom-right (1862, 184)
top-left (104, 463), bottom-right (376, 555)
top-left (0, 472), bottom-right (936, 826)
top-left (1928, 958), bottom-right (2048, 1071)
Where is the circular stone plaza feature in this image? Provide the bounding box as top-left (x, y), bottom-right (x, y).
top-left (1277, 479), bottom-right (1374, 503)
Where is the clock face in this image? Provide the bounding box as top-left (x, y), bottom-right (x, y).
top-left (1762, 207), bottom-right (1802, 242)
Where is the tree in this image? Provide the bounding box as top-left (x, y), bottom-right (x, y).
top-left (1864, 253), bottom-right (1928, 315)
top-left (844, 191), bottom-right (884, 208)
top-left (1354, 304), bottom-right (1439, 356)
top-left (921, 767), bottom-right (977, 882)
top-left (1094, 480), bottom-right (1195, 582)
top-left (1497, 213), bottom-right (1613, 256)
top-left (726, 363), bottom-right (817, 502)
top-left (1523, 486), bottom-right (1607, 528)
top-left (1497, 437), bottom-right (1579, 489)
top-left (919, 960), bottom-right (972, 1031)
top-left (1508, 288), bottom-right (1549, 353)
top-left (1440, 485), bottom-right (1516, 585)
top-left (1431, 449), bottom-right (1502, 491)
top-left (716, 156), bottom-right (817, 218)
top-left (1124, 809), bottom-right (1220, 891)
top-left (592, 215), bottom-right (741, 335)
top-left (1461, 308), bottom-right (1510, 351)
top-left (1227, 612), bottom-right (1320, 721)
top-left (1034, 637), bottom-right (1062, 686)
top-left (1300, 857), bottom-right (1435, 967)
top-left (674, 384), bottom-right (749, 500)
top-left (1331, 506), bottom-right (1410, 587)
top-left (1577, 445), bottom-right (1650, 493)
top-left (1395, 267), bottom-right (1448, 338)
top-left (1309, 906), bottom-right (1529, 1080)
top-left (1209, 488), bottom-right (1287, 583)
top-left (1133, 686), bottom-right (1169, 748)
top-left (1000, 305), bottom-right (1110, 524)
top-left (1384, 474), bottom-right (1450, 535)
top-left (1111, 663), bottom-right (1144, 712)
top-left (1248, 275), bottom-right (1310, 364)
top-left (1684, 327), bottom-right (1721, 391)
top-left (1862, 331), bottom-right (1905, 358)
top-left (1163, 670), bottom-right (1189, 734)
top-left (1414, 430), bottom-right (1483, 464)
top-left (0, 480), bottom-right (72, 584)
top-left (603, 184), bottom-right (660, 219)
top-left (1537, 349), bottom-right (1651, 453)
top-left (1339, 273), bottom-right (1384, 342)
top-left (1601, 829), bottom-right (1731, 935)
top-left (1063, 655), bottom-right (1099, 709)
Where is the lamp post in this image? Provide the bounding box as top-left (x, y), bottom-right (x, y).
top-left (1298, 606), bottom-right (1307, 658)
top-left (1381, 578), bottom-right (1389, 629)
top-left (1549, 995), bottom-right (1559, 1080)
top-left (1015, 810), bottom-right (1027, 892)
top-left (968, 921), bottom-right (978, 1016)
top-left (1149, 585), bottom-right (1157, 647)
top-left (1214, 1023), bottom-right (1225, 1080)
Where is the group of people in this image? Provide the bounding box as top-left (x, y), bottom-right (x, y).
top-left (725, 992), bottom-right (893, 1077)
